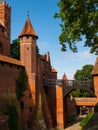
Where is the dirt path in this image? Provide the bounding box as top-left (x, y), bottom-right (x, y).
top-left (62, 116), bottom-right (83, 130)
top-left (63, 122), bottom-right (81, 130)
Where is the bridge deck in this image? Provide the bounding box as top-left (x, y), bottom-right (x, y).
top-left (43, 79), bottom-right (94, 96)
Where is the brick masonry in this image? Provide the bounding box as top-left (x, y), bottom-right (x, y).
top-left (0, 1), bottom-right (57, 129)
top-left (0, 0), bottom-right (98, 130)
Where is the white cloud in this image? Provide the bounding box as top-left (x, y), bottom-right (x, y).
top-left (68, 50), bottom-right (95, 60)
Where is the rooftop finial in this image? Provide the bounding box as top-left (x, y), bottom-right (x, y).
top-left (27, 10), bottom-right (30, 18)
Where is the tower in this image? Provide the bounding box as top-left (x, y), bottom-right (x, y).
top-left (0, 0), bottom-right (11, 41)
top-left (92, 57), bottom-right (98, 102)
top-left (19, 17), bottom-right (38, 103)
top-left (0, 0), bottom-right (11, 56)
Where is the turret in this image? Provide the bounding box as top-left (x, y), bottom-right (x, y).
top-left (0, 0), bottom-right (11, 56)
top-left (0, 0), bottom-right (11, 42)
top-left (19, 16), bottom-right (38, 104)
top-left (62, 73), bottom-right (69, 86)
top-left (19, 17), bottom-right (38, 73)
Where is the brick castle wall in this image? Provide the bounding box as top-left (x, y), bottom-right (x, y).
top-left (0, 61), bottom-right (22, 111)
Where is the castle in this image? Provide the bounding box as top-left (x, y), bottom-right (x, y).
top-left (1, 0), bottom-right (98, 130)
top-left (0, 0), bottom-right (58, 129)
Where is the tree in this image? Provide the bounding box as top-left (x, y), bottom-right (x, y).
top-left (54, 0), bottom-right (98, 53)
top-left (10, 39), bottom-right (39, 60)
top-left (15, 68), bottom-right (28, 100)
top-left (74, 64), bottom-right (94, 80)
top-left (71, 64), bottom-right (94, 97)
top-left (10, 39), bottom-right (20, 60)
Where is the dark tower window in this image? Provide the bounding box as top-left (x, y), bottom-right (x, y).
top-left (26, 36), bottom-right (29, 39)
top-left (29, 93), bottom-right (32, 98)
top-left (29, 107), bottom-right (32, 112)
top-left (20, 102), bottom-right (24, 110)
top-left (0, 42), bottom-right (3, 55)
top-left (27, 47), bottom-right (29, 50)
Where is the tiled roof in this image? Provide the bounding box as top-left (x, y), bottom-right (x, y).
top-left (92, 57), bottom-right (98, 75)
top-left (52, 68), bottom-right (57, 73)
top-left (0, 55), bottom-right (24, 66)
top-left (19, 18), bottom-right (38, 39)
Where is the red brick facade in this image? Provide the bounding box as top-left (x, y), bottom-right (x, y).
top-left (0, 1), bottom-right (57, 129)
top-left (0, 1), bottom-right (98, 130)
top-left (0, 0), bottom-right (10, 56)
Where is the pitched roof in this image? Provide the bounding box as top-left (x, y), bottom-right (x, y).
top-left (19, 18), bottom-right (38, 39)
top-left (92, 57), bottom-right (98, 75)
top-left (52, 68), bottom-right (57, 73)
top-left (0, 55), bottom-right (24, 66)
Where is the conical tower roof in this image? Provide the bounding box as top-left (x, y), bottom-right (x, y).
top-left (19, 17), bottom-right (38, 39)
top-left (62, 73), bottom-right (69, 86)
top-left (62, 73), bottom-right (67, 80)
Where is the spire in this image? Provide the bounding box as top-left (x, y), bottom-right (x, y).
top-left (46, 52), bottom-right (51, 63)
top-left (62, 73), bottom-right (69, 86)
top-left (62, 73), bottom-right (67, 81)
top-left (19, 17), bottom-right (38, 39)
top-left (27, 10), bottom-right (29, 18)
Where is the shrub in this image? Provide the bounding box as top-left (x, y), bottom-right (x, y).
top-left (68, 115), bottom-right (76, 124)
top-left (7, 104), bottom-right (18, 130)
top-left (15, 67), bottom-right (28, 100)
top-left (80, 112), bottom-right (94, 128)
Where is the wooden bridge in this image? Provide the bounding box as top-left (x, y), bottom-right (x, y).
top-left (43, 79), bottom-right (95, 97)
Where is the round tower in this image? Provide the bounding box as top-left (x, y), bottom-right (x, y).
top-left (19, 17), bottom-right (38, 103)
top-left (19, 17), bottom-right (38, 73)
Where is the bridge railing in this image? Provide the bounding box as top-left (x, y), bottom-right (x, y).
top-left (43, 79), bottom-right (94, 88)
top-left (43, 79), bottom-right (63, 86)
top-left (68, 80), bottom-right (94, 88)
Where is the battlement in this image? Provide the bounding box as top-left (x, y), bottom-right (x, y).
top-left (0, 0), bottom-right (11, 9)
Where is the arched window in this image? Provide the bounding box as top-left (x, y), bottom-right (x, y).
top-left (0, 42), bottom-right (3, 54)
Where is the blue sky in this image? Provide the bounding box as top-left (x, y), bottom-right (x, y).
top-left (5, 0), bottom-right (96, 79)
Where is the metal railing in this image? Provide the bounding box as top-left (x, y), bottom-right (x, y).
top-left (43, 79), bottom-right (94, 88)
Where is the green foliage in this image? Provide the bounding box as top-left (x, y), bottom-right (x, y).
top-left (7, 104), bottom-right (18, 130)
top-left (10, 39), bottom-right (20, 60)
top-left (10, 39), bottom-right (39, 60)
top-left (68, 115), bottom-right (76, 124)
top-left (54, 0), bottom-right (98, 53)
top-left (74, 64), bottom-right (94, 80)
top-left (36, 45), bottom-right (40, 54)
top-left (80, 112), bottom-right (94, 128)
top-left (71, 64), bottom-right (94, 97)
top-left (71, 89), bottom-right (92, 97)
top-left (15, 68), bottom-right (28, 100)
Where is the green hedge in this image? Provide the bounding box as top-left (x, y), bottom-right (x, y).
top-left (80, 112), bottom-right (94, 128)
